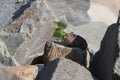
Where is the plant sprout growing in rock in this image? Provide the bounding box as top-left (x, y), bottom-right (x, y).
top-left (53, 21), bottom-right (67, 41)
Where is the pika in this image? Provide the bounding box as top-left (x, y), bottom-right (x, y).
top-left (64, 32), bottom-right (90, 68)
top-left (64, 32), bottom-right (88, 50)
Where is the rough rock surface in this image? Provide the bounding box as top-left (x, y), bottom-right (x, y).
top-left (2, 0), bottom-right (56, 65)
top-left (4, 1), bottom-right (41, 33)
top-left (36, 58), bottom-right (95, 80)
top-left (0, 32), bottom-right (26, 56)
top-left (2, 0), bottom-right (90, 32)
top-left (0, 0), bottom-right (91, 65)
top-left (6, 65), bottom-right (39, 80)
top-left (46, 0), bottom-right (90, 26)
top-left (0, 0), bottom-right (119, 79)
top-left (0, 63), bottom-right (21, 80)
top-left (65, 22), bottom-right (108, 54)
top-left (90, 23), bottom-right (119, 80)
top-left (113, 23), bottom-right (120, 79)
top-left (43, 41), bottom-right (87, 66)
top-left (14, 24), bottom-right (56, 65)
top-left (0, 39), bottom-right (19, 66)
top-left (0, 0), bottom-right (36, 29)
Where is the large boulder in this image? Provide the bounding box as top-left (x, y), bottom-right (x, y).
top-left (90, 22), bottom-right (119, 80)
top-left (65, 22), bottom-right (108, 54)
top-left (36, 58), bottom-right (95, 80)
top-left (45, 0), bottom-right (90, 26)
top-left (14, 23), bottom-right (56, 65)
top-left (43, 41), bottom-right (87, 66)
top-left (1, 0), bottom-right (56, 65)
top-left (3, 0), bottom-right (90, 33)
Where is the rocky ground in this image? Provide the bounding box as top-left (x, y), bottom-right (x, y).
top-left (0, 0), bottom-right (120, 80)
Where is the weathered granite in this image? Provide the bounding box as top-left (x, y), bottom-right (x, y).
top-left (36, 58), bottom-right (95, 80)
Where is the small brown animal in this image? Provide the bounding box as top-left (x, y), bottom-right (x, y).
top-left (64, 32), bottom-right (90, 68)
top-left (64, 32), bottom-right (88, 50)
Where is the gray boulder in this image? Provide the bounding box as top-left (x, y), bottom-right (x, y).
top-left (14, 23), bottom-right (56, 65)
top-left (1, 0), bottom-right (56, 65)
top-left (90, 23), bottom-right (119, 80)
top-left (3, 0), bottom-right (90, 33)
top-left (0, 0), bottom-right (22, 29)
top-left (36, 58), bottom-right (95, 80)
top-left (47, 0), bottom-right (90, 26)
top-left (113, 24), bottom-right (120, 79)
top-left (65, 22), bottom-right (108, 54)
top-left (3, 0), bottom-right (57, 33)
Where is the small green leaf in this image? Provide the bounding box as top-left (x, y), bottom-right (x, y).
top-left (54, 21), bottom-right (67, 29)
top-left (53, 21), bottom-right (67, 41)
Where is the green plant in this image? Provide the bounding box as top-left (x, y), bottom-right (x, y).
top-left (53, 21), bottom-right (67, 41)
top-left (54, 21), bottom-right (67, 29)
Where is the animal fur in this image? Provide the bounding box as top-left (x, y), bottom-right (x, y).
top-left (64, 32), bottom-right (91, 68)
top-left (64, 32), bottom-right (88, 50)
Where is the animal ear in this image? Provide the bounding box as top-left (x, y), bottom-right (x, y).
top-left (70, 32), bottom-right (74, 34)
top-left (70, 32), bottom-right (76, 37)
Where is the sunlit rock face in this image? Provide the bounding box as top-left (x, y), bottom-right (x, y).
top-left (0, 0), bottom-right (90, 31)
top-left (0, 0), bottom-right (36, 29)
top-left (47, 0), bottom-right (91, 26)
top-left (88, 0), bottom-right (120, 25)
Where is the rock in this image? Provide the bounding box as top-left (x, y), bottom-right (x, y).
top-left (0, 32), bottom-right (26, 56)
top-left (36, 58), bottom-right (95, 80)
top-left (19, 19), bottom-right (34, 34)
top-left (6, 65), bottom-right (39, 80)
top-left (43, 41), bottom-right (87, 66)
top-left (3, 0), bottom-right (90, 33)
top-left (0, 0), bottom-right (36, 29)
top-left (1, 0), bottom-right (56, 65)
top-left (0, 0), bottom-right (22, 29)
top-left (90, 23), bottom-right (119, 80)
top-left (45, 0), bottom-right (90, 26)
top-left (3, 0), bottom-right (54, 33)
top-left (0, 63), bottom-right (21, 80)
top-left (14, 23), bottom-right (56, 65)
top-left (65, 22), bottom-right (108, 54)
top-left (113, 18), bottom-right (120, 79)
top-left (0, 39), bottom-right (19, 66)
